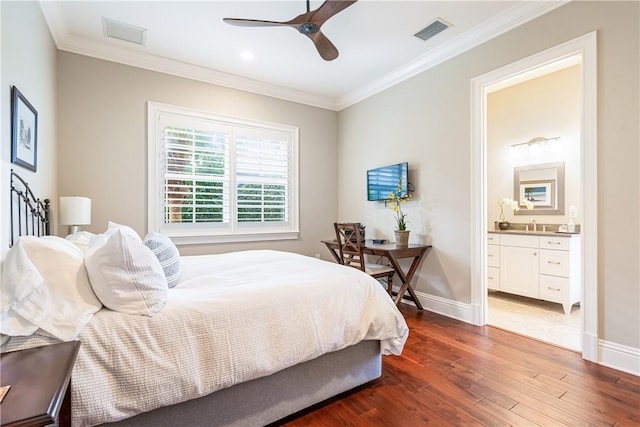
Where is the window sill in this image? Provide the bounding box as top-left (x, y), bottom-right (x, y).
top-left (166, 230), bottom-right (300, 246)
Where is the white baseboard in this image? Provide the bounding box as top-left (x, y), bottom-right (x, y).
top-left (598, 339), bottom-right (640, 376)
top-left (415, 292), bottom-right (639, 377)
top-left (415, 291), bottom-right (474, 324)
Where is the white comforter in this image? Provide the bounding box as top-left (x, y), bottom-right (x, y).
top-left (4, 250), bottom-right (408, 427)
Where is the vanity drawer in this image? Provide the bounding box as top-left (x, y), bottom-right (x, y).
top-left (539, 274), bottom-right (569, 303)
top-left (487, 244), bottom-right (500, 267)
top-left (499, 234), bottom-right (538, 249)
top-left (487, 266), bottom-right (500, 291)
top-left (487, 233), bottom-right (500, 245)
top-left (539, 236), bottom-right (570, 250)
top-left (540, 249), bottom-right (570, 277)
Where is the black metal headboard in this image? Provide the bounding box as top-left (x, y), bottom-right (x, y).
top-left (10, 170), bottom-right (51, 246)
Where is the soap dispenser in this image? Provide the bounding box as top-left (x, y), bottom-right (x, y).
top-left (568, 205), bottom-right (578, 232)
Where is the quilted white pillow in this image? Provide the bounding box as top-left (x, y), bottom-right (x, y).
top-left (0, 236), bottom-right (102, 341)
top-left (143, 232), bottom-right (181, 288)
top-left (85, 224), bottom-right (167, 316)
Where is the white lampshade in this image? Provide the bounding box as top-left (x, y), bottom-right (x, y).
top-left (60, 196), bottom-right (91, 234)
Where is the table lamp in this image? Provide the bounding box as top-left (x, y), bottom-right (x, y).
top-left (59, 196), bottom-right (91, 235)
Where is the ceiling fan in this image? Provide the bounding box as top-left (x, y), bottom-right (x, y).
top-left (223, 0), bottom-right (357, 61)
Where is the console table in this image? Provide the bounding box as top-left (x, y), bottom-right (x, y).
top-left (322, 240), bottom-right (431, 310)
top-left (1, 341), bottom-right (80, 427)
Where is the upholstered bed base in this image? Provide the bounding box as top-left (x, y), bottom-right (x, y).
top-left (101, 340), bottom-right (381, 427)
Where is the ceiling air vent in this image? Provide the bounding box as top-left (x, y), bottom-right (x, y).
top-left (102, 17), bottom-right (147, 45)
top-left (414, 19), bottom-right (450, 41)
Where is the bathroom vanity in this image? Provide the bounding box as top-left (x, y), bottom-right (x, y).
top-left (487, 230), bottom-right (581, 314)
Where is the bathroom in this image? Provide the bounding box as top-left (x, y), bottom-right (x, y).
top-left (486, 60), bottom-right (582, 351)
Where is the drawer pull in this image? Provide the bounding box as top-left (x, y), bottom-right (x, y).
top-left (547, 286), bottom-right (561, 291)
top-left (547, 241), bottom-right (561, 245)
top-left (488, 254), bottom-right (493, 257)
top-left (488, 276), bottom-right (494, 280)
top-left (548, 261), bottom-right (561, 265)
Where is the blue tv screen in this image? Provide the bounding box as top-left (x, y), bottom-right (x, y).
top-left (367, 162), bottom-right (408, 201)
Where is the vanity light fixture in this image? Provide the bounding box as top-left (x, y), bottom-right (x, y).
top-left (510, 136), bottom-right (560, 158)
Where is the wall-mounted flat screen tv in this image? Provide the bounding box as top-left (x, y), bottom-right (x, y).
top-left (367, 162), bottom-right (408, 201)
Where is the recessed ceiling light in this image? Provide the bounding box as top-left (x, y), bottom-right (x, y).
top-left (241, 51), bottom-right (254, 61)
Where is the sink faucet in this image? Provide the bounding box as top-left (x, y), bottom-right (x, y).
top-left (530, 219), bottom-right (537, 232)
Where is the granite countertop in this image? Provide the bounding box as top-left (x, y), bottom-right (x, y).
top-left (488, 230), bottom-right (580, 237)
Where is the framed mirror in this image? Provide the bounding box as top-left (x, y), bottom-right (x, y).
top-left (514, 161), bottom-right (565, 215)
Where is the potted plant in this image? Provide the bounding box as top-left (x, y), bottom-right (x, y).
top-left (388, 184), bottom-right (411, 245)
top-left (497, 198), bottom-right (533, 230)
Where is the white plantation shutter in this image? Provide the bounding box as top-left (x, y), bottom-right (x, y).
top-left (163, 125), bottom-right (230, 224)
top-left (235, 129), bottom-right (290, 224)
top-left (148, 102), bottom-right (299, 244)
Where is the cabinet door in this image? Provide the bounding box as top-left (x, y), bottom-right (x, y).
top-left (500, 246), bottom-right (539, 298)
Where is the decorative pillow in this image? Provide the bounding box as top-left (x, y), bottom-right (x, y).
top-left (143, 232), bottom-right (181, 288)
top-left (85, 224), bottom-right (167, 316)
top-left (0, 236), bottom-right (102, 340)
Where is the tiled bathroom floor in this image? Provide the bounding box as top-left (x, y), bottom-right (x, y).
top-left (487, 291), bottom-right (581, 352)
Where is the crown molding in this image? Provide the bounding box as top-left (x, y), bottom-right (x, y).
top-left (57, 33), bottom-right (339, 110)
top-left (336, 0), bottom-right (568, 110)
top-left (39, 1), bottom-right (566, 112)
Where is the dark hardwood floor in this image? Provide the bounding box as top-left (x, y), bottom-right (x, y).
top-left (279, 303), bottom-right (640, 426)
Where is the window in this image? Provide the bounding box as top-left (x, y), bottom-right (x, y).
top-left (148, 102), bottom-right (299, 244)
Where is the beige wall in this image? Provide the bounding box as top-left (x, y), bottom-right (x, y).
top-left (338, 1), bottom-right (639, 348)
top-left (487, 65), bottom-right (581, 226)
top-left (56, 52), bottom-right (338, 257)
top-left (1, 1), bottom-right (58, 254)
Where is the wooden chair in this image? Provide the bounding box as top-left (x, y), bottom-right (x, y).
top-left (334, 222), bottom-right (395, 295)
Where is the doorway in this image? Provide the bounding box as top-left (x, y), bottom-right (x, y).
top-left (470, 32), bottom-right (598, 362)
top-left (486, 61), bottom-right (582, 351)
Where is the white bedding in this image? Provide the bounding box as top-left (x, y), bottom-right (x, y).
top-left (4, 250), bottom-right (408, 427)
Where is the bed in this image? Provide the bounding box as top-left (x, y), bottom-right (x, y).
top-left (1, 171), bottom-right (409, 427)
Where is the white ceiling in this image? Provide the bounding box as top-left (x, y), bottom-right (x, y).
top-left (40, 0), bottom-right (564, 110)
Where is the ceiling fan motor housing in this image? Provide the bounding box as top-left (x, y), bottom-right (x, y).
top-left (299, 22), bottom-right (319, 35)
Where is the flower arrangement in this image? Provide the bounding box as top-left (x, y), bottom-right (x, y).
top-left (498, 197), bottom-right (533, 221)
top-left (388, 184), bottom-right (411, 231)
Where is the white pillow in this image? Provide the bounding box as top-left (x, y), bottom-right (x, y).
top-left (65, 231), bottom-right (95, 254)
top-left (85, 224), bottom-right (167, 316)
top-left (0, 236), bottom-right (102, 341)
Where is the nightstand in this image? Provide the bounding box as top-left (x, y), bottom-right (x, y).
top-left (1, 341), bottom-right (80, 427)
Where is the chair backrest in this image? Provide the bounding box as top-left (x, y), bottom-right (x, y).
top-left (334, 222), bottom-right (366, 272)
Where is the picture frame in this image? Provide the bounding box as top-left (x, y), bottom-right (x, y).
top-left (11, 86), bottom-right (38, 172)
top-left (513, 161), bottom-right (565, 215)
top-left (519, 179), bottom-right (555, 208)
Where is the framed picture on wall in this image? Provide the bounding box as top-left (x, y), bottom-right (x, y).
top-left (11, 86), bottom-right (38, 172)
top-left (519, 179), bottom-right (555, 208)
top-left (514, 161), bottom-right (565, 215)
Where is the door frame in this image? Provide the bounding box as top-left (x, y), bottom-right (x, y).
top-left (470, 32), bottom-right (598, 361)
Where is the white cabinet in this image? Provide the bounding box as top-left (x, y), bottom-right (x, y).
top-left (499, 235), bottom-right (539, 299)
top-left (538, 235), bottom-right (581, 314)
top-left (487, 235), bottom-right (500, 291)
top-left (488, 232), bottom-right (581, 314)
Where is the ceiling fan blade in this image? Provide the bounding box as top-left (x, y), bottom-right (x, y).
top-left (223, 18), bottom-right (288, 28)
top-left (306, 31), bottom-right (339, 61)
top-left (308, 0), bottom-right (357, 25)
